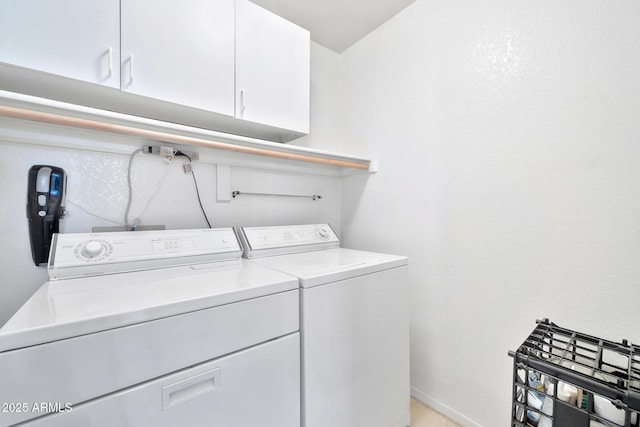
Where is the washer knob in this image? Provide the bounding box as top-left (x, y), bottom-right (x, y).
top-left (318, 228), bottom-right (330, 239)
top-left (81, 241), bottom-right (106, 259)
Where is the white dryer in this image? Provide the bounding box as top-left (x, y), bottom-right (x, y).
top-left (0, 228), bottom-right (300, 427)
top-left (238, 224), bottom-right (410, 427)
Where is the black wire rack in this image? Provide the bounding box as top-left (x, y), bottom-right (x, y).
top-left (509, 319), bottom-right (640, 427)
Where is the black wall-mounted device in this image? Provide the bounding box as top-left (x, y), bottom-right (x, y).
top-left (27, 165), bottom-right (67, 266)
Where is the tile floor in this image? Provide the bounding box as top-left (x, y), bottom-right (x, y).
top-left (411, 398), bottom-right (462, 427)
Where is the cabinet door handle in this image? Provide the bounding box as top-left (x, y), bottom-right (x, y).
top-left (129, 54), bottom-right (134, 84)
top-left (107, 47), bottom-right (113, 78)
top-left (240, 89), bottom-right (246, 117)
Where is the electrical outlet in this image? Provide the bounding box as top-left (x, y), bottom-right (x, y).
top-left (160, 146), bottom-right (175, 157)
top-left (142, 145), bottom-right (162, 155)
top-left (142, 145), bottom-right (199, 161)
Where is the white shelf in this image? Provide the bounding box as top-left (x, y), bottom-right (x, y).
top-left (0, 91), bottom-right (374, 177)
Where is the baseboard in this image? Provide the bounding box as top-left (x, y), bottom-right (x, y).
top-left (410, 386), bottom-right (483, 427)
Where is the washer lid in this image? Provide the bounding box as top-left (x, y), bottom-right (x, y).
top-left (250, 248), bottom-right (408, 288)
top-left (0, 260), bottom-right (298, 352)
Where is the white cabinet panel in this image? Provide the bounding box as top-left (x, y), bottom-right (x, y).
top-left (236, 0), bottom-right (310, 135)
top-left (0, 0), bottom-right (120, 88)
top-left (22, 334), bottom-right (300, 427)
top-left (301, 267), bottom-right (410, 427)
top-left (121, 0), bottom-right (235, 116)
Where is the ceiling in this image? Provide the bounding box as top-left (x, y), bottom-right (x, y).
top-left (250, 0), bottom-right (417, 53)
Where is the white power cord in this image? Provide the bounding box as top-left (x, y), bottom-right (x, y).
top-left (67, 148), bottom-right (189, 230)
top-left (66, 199), bottom-right (126, 226)
top-left (124, 147), bottom-right (175, 230)
top-left (134, 160), bottom-right (171, 222)
top-left (124, 148), bottom-right (142, 229)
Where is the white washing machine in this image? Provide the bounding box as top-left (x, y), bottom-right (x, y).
top-left (0, 228), bottom-right (300, 427)
top-left (238, 224), bottom-right (410, 427)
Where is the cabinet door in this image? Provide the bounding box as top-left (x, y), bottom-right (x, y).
top-left (121, 0), bottom-right (235, 116)
top-left (0, 0), bottom-right (120, 88)
top-left (236, 0), bottom-right (310, 135)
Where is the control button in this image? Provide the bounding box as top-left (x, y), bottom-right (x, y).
top-left (81, 241), bottom-right (106, 259)
top-left (152, 240), bottom-right (183, 251)
top-left (318, 228), bottom-right (330, 240)
top-left (38, 210), bottom-right (46, 217)
top-left (38, 195), bottom-right (47, 207)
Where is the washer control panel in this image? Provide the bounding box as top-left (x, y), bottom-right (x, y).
top-left (48, 228), bottom-right (242, 279)
top-left (239, 224), bottom-right (339, 258)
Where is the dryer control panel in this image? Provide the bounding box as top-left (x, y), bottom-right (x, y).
top-left (239, 224), bottom-right (340, 258)
top-left (48, 228), bottom-right (242, 280)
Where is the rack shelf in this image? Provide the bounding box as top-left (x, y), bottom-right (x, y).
top-left (509, 319), bottom-right (640, 427)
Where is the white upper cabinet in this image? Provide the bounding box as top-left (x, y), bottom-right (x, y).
top-left (0, 0), bottom-right (310, 140)
top-left (236, 0), bottom-right (310, 135)
top-left (0, 0), bottom-right (120, 88)
top-left (121, 0), bottom-right (235, 116)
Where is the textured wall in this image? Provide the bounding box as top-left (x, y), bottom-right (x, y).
top-left (337, 1), bottom-right (640, 425)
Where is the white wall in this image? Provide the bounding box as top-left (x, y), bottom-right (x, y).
top-left (337, 1), bottom-right (640, 426)
top-left (295, 42), bottom-right (343, 152)
top-left (0, 42), bottom-right (342, 326)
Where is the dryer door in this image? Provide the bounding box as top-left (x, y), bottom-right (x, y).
top-left (22, 334), bottom-right (300, 427)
